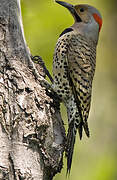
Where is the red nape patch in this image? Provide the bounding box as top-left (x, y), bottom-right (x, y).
top-left (93, 13), bottom-right (102, 32)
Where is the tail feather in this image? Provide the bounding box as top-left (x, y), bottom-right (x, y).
top-left (83, 121), bottom-right (90, 137)
top-left (66, 121), bottom-right (76, 174)
top-left (78, 122), bottom-right (83, 140)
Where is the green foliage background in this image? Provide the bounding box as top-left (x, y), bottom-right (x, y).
top-left (21, 0), bottom-right (117, 179)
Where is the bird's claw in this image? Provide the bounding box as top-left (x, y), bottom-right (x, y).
top-left (31, 55), bottom-right (54, 83)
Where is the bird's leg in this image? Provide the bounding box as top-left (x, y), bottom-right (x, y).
top-left (31, 55), bottom-right (62, 103)
top-left (31, 55), bottom-right (54, 83)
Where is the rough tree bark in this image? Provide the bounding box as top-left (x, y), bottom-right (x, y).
top-left (0, 0), bottom-right (66, 179)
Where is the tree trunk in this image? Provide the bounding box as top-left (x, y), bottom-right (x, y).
top-left (0, 0), bottom-right (66, 179)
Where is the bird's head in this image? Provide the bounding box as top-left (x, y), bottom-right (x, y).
top-left (55, 1), bottom-right (102, 42)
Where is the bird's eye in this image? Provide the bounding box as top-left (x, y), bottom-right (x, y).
top-left (80, 8), bottom-right (85, 12)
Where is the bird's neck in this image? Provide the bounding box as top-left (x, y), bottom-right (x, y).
top-left (71, 22), bottom-right (99, 45)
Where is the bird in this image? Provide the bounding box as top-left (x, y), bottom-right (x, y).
top-left (52, 0), bottom-right (102, 174)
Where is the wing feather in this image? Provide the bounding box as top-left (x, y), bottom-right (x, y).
top-left (67, 34), bottom-right (96, 136)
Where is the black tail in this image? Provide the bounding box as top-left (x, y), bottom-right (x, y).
top-left (66, 120), bottom-right (76, 174)
top-left (83, 121), bottom-right (90, 137)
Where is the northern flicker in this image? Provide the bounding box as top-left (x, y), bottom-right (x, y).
top-left (52, 0), bottom-right (102, 174)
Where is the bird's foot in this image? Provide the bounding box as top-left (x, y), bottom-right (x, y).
top-left (31, 55), bottom-right (54, 83)
top-left (31, 55), bottom-right (61, 103)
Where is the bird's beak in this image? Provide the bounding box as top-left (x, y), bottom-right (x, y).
top-left (55, 1), bottom-right (75, 14)
top-left (55, 1), bottom-right (82, 22)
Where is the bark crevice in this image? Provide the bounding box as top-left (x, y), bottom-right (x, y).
top-left (0, 0), bottom-right (66, 179)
